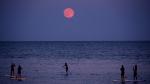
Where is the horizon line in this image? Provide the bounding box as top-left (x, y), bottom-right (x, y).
top-left (0, 40), bottom-right (150, 42)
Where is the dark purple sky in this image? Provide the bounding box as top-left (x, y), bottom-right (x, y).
top-left (0, 0), bottom-right (150, 41)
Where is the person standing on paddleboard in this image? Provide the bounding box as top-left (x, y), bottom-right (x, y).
top-left (64, 62), bottom-right (69, 75)
top-left (10, 63), bottom-right (16, 77)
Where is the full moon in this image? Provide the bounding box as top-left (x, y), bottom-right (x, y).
top-left (64, 8), bottom-right (75, 19)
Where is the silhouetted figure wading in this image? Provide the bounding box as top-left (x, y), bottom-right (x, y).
top-left (17, 65), bottom-right (22, 78)
top-left (10, 63), bottom-right (16, 76)
top-left (120, 65), bottom-right (125, 81)
top-left (133, 64), bottom-right (138, 80)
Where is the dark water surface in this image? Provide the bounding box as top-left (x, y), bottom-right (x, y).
top-left (0, 41), bottom-right (150, 84)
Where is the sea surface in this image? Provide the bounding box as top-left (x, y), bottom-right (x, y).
top-left (0, 41), bottom-right (150, 84)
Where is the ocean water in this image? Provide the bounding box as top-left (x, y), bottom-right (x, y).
top-left (0, 41), bottom-right (150, 84)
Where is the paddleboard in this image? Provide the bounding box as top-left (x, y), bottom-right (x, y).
top-left (4, 75), bottom-right (16, 78)
top-left (113, 80), bottom-right (146, 82)
top-left (4, 75), bottom-right (26, 80)
top-left (10, 77), bottom-right (26, 80)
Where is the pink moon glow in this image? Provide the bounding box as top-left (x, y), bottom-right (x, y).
top-left (64, 8), bottom-right (75, 19)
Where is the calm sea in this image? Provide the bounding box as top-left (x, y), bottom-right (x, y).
top-left (0, 41), bottom-right (150, 84)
